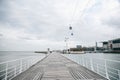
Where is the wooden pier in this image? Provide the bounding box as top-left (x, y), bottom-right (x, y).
top-left (12, 52), bottom-right (107, 80)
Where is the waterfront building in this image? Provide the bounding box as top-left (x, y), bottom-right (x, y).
top-left (76, 45), bottom-right (82, 49)
top-left (102, 41), bottom-right (108, 50)
top-left (102, 38), bottom-right (120, 53)
top-left (94, 42), bottom-right (98, 52)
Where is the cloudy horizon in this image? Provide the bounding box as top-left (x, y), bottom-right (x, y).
top-left (0, 0), bottom-right (120, 51)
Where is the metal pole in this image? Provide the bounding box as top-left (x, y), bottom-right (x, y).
top-left (82, 56), bottom-right (85, 66)
top-left (118, 70), bottom-right (120, 79)
top-left (65, 37), bottom-right (69, 54)
top-left (5, 63), bottom-right (8, 80)
top-left (27, 60), bottom-right (30, 69)
top-left (105, 60), bottom-right (109, 79)
top-left (79, 56), bottom-right (81, 64)
top-left (20, 59), bottom-right (22, 73)
top-left (14, 65), bottom-right (16, 77)
top-left (90, 58), bottom-right (94, 71)
top-left (97, 64), bottom-right (99, 73)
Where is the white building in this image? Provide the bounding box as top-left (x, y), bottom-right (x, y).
top-left (102, 41), bottom-right (108, 50)
top-left (102, 38), bottom-right (120, 53)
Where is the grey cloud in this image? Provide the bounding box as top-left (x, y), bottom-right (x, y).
top-left (118, 0), bottom-right (120, 3)
top-left (0, 33), bottom-right (3, 39)
top-left (102, 3), bottom-right (120, 29)
top-left (0, 0), bottom-right (65, 30)
top-left (19, 37), bottom-right (32, 40)
top-left (0, 0), bottom-right (120, 51)
top-left (1, 0), bottom-right (65, 41)
top-left (0, 33), bottom-right (3, 36)
top-left (102, 16), bottom-right (120, 29)
top-left (0, 0), bottom-right (10, 22)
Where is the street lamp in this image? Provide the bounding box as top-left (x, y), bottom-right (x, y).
top-left (65, 37), bottom-right (69, 53)
top-left (64, 25), bottom-right (74, 54)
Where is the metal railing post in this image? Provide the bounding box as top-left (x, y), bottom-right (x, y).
top-left (79, 56), bottom-right (82, 64)
top-left (118, 70), bottom-right (120, 80)
top-left (77, 56), bottom-right (79, 64)
top-left (97, 64), bottom-right (99, 73)
top-left (62, 54), bottom-right (120, 80)
top-left (82, 56), bottom-right (85, 66)
top-left (27, 60), bottom-right (30, 69)
top-left (30, 59), bottom-right (33, 66)
top-left (14, 65), bottom-right (16, 77)
top-left (85, 57), bottom-right (87, 67)
top-left (90, 58), bottom-right (94, 71)
top-left (0, 56), bottom-right (46, 80)
top-left (85, 58), bottom-right (87, 68)
top-left (20, 59), bottom-right (22, 73)
top-left (105, 60), bottom-right (109, 79)
top-left (5, 63), bottom-right (8, 80)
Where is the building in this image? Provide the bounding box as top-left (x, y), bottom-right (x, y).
top-left (102, 41), bottom-right (108, 50)
top-left (102, 38), bottom-right (120, 53)
top-left (76, 45), bottom-right (82, 49)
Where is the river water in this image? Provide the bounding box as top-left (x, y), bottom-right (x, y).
top-left (0, 51), bottom-right (45, 63)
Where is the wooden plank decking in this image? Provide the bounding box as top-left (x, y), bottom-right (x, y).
top-left (12, 52), bottom-right (108, 80)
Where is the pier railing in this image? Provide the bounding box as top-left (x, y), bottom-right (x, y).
top-left (0, 56), bottom-right (45, 80)
top-left (63, 54), bottom-right (120, 80)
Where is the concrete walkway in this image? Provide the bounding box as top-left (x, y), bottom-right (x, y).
top-left (12, 52), bottom-right (107, 80)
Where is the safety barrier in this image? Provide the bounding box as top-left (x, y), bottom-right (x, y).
top-left (63, 54), bottom-right (120, 80)
top-left (0, 55), bottom-right (45, 80)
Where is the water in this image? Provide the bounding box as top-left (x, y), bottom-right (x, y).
top-left (0, 51), bottom-right (45, 63)
top-left (84, 53), bottom-right (120, 61)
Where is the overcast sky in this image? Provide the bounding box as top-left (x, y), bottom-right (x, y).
top-left (0, 0), bottom-right (120, 51)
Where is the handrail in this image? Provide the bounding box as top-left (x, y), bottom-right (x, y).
top-left (108, 74), bottom-right (118, 80)
top-left (108, 70), bottom-right (118, 75)
top-left (0, 69), bottom-right (6, 73)
top-left (107, 66), bottom-right (120, 72)
top-left (0, 55), bottom-right (46, 80)
top-left (0, 73), bottom-right (5, 77)
top-left (63, 54), bottom-right (120, 80)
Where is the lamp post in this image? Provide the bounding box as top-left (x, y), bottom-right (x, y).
top-left (69, 25), bottom-right (74, 53)
top-left (64, 25), bottom-right (74, 54)
top-left (65, 37), bottom-right (69, 53)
